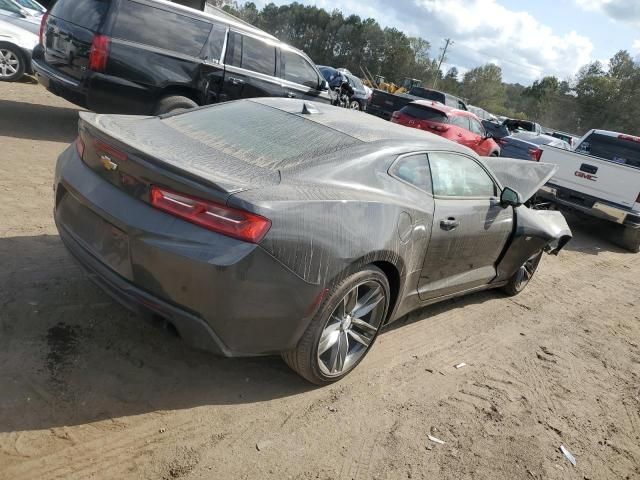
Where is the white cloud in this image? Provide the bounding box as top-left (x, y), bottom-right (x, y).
top-left (574, 0), bottom-right (640, 26)
top-left (633, 39), bottom-right (640, 52)
top-left (258, 0), bottom-right (594, 84)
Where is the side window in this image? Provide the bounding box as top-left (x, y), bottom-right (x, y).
top-left (428, 152), bottom-right (496, 197)
top-left (468, 118), bottom-right (484, 136)
top-left (390, 154), bottom-right (432, 193)
top-left (282, 50), bottom-right (320, 88)
top-left (225, 32), bottom-right (276, 75)
top-left (450, 116), bottom-right (470, 130)
top-left (458, 100), bottom-right (467, 110)
top-left (112, 1), bottom-right (212, 56)
top-left (204, 23), bottom-right (227, 63)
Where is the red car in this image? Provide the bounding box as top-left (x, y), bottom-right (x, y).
top-left (391, 101), bottom-right (501, 156)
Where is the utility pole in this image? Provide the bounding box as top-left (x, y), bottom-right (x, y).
top-left (433, 38), bottom-right (453, 89)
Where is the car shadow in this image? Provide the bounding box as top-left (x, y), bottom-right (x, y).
top-left (561, 212), bottom-right (632, 255)
top-left (0, 234), bottom-right (313, 434)
top-left (0, 99), bottom-right (81, 143)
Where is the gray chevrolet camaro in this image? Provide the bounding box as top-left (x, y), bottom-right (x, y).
top-left (54, 98), bottom-right (572, 384)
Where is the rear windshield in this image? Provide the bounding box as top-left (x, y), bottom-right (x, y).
top-left (163, 102), bottom-right (360, 170)
top-left (577, 133), bottom-right (640, 168)
top-left (408, 88), bottom-right (445, 103)
top-left (400, 104), bottom-right (448, 123)
top-left (504, 120), bottom-right (535, 132)
top-left (51, 0), bottom-right (110, 31)
top-left (112, 1), bottom-right (212, 56)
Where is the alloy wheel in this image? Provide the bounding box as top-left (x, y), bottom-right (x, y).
top-left (317, 280), bottom-right (386, 377)
top-left (349, 100), bottom-right (361, 110)
top-left (514, 251), bottom-right (542, 292)
top-left (0, 49), bottom-right (19, 79)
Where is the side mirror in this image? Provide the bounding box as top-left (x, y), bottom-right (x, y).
top-left (319, 79), bottom-right (329, 91)
top-left (500, 187), bottom-right (522, 208)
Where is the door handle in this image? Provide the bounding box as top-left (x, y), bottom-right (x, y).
top-left (228, 76), bottom-right (244, 85)
top-left (287, 91), bottom-right (297, 98)
top-left (440, 217), bottom-right (460, 231)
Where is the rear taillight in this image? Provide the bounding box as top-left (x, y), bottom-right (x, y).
top-left (88, 35), bottom-right (110, 72)
top-left (150, 186), bottom-right (271, 243)
top-left (39, 12), bottom-right (49, 45)
top-left (619, 134), bottom-right (640, 143)
top-left (496, 138), bottom-right (508, 146)
top-left (528, 148), bottom-right (543, 161)
top-left (75, 136), bottom-right (85, 159)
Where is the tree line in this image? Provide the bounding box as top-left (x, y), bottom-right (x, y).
top-left (215, 1), bottom-right (640, 136)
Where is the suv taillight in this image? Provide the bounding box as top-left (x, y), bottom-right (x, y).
top-left (39, 12), bottom-right (49, 45)
top-left (528, 148), bottom-right (543, 161)
top-left (88, 35), bottom-right (110, 72)
top-left (150, 186), bottom-right (271, 243)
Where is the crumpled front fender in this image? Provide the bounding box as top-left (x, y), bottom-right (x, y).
top-left (494, 206), bottom-right (572, 283)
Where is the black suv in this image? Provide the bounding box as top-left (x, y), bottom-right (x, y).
top-left (32, 0), bottom-right (331, 114)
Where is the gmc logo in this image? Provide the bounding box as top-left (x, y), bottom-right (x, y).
top-left (575, 171), bottom-right (597, 181)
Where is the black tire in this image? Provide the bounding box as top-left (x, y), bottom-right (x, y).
top-left (0, 43), bottom-right (26, 82)
top-left (153, 95), bottom-right (198, 115)
top-left (502, 250), bottom-right (543, 296)
top-left (490, 150), bottom-right (500, 157)
top-left (620, 226), bottom-right (640, 253)
top-left (349, 99), bottom-right (361, 111)
top-left (282, 266), bottom-right (390, 384)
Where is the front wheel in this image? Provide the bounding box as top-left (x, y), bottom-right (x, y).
top-left (502, 250), bottom-right (543, 296)
top-left (0, 43), bottom-right (25, 82)
top-left (282, 266), bottom-right (390, 384)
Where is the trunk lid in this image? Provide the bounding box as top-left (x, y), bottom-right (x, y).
top-left (42, 0), bottom-right (111, 80)
top-left (78, 110), bottom-right (282, 205)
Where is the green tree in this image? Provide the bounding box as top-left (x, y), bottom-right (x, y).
top-left (461, 64), bottom-right (506, 112)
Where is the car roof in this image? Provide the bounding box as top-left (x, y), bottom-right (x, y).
top-left (409, 100), bottom-right (479, 119)
top-left (248, 98), bottom-right (471, 151)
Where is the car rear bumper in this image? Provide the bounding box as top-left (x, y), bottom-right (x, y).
top-left (32, 53), bottom-right (156, 114)
top-left (54, 145), bottom-right (321, 356)
top-left (539, 184), bottom-right (640, 227)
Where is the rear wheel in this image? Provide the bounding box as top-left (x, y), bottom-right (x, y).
top-left (153, 95), bottom-right (198, 115)
top-left (620, 226), bottom-right (640, 253)
top-left (502, 250), bottom-right (543, 296)
top-left (0, 43), bottom-right (25, 82)
top-left (349, 100), bottom-right (361, 111)
top-left (282, 266), bottom-right (390, 384)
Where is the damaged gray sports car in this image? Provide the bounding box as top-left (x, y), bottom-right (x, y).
top-left (53, 98), bottom-right (572, 384)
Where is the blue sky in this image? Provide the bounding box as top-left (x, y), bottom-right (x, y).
top-left (253, 0), bottom-right (640, 84)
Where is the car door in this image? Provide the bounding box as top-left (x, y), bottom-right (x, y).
top-left (449, 115), bottom-right (474, 149)
top-left (418, 151), bottom-right (513, 300)
top-left (280, 47), bottom-right (331, 104)
top-left (468, 117), bottom-right (490, 155)
top-left (218, 30), bottom-right (283, 102)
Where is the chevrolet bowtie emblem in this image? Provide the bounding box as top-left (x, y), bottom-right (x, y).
top-left (101, 155), bottom-right (118, 171)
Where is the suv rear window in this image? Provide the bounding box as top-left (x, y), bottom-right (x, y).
top-left (400, 104), bottom-right (448, 123)
top-left (577, 133), bottom-right (640, 168)
top-left (50, 0), bottom-right (110, 31)
top-left (112, 1), bottom-right (212, 56)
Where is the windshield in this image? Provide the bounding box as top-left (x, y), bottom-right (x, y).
top-left (576, 133), bottom-right (640, 168)
top-left (14, 0), bottom-right (44, 12)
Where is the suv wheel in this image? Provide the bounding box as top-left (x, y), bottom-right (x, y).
top-left (282, 266), bottom-right (390, 384)
top-left (502, 250), bottom-right (543, 296)
top-left (0, 43), bottom-right (25, 82)
top-left (349, 100), bottom-right (361, 110)
top-left (154, 95), bottom-right (198, 115)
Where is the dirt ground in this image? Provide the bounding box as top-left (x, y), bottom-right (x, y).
top-left (1, 80), bottom-right (639, 480)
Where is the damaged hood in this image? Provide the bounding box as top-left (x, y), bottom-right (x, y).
top-left (480, 157), bottom-right (557, 201)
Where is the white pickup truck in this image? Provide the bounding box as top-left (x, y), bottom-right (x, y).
top-left (538, 129), bottom-right (640, 252)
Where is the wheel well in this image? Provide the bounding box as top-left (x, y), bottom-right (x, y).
top-left (372, 260), bottom-right (400, 324)
top-left (157, 85), bottom-right (201, 106)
